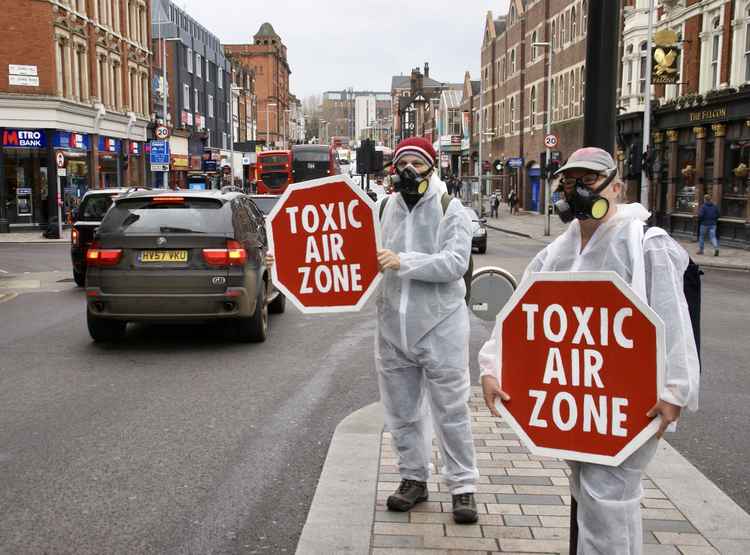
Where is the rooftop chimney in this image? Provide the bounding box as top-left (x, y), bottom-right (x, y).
top-left (424, 62), bottom-right (430, 79)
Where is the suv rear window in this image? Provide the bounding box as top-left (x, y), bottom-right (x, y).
top-left (98, 198), bottom-right (229, 235)
top-left (79, 194), bottom-right (115, 221)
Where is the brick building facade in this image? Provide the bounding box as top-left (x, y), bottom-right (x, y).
top-left (0, 0), bottom-right (152, 231)
top-left (618, 0), bottom-right (750, 247)
top-left (480, 0), bottom-right (587, 211)
top-left (225, 23), bottom-right (291, 149)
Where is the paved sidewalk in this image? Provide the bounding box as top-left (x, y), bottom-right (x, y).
top-left (484, 208), bottom-right (750, 272)
top-left (0, 229), bottom-right (70, 243)
top-left (298, 389), bottom-right (750, 554)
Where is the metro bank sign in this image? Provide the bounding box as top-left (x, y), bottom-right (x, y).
top-left (2, 129), bottom-right (47, 148)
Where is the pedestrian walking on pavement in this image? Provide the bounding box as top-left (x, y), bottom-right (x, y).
top-left (507, 188), bottom-right (518, 215)
top-left (697, 193), bottom-right (720, 256)
top-left (478, 147), bottom-right (700, 554)
top-left (263, 137), bottom-right (478, 525)
top-left (375, 137), bottom-right (479, 524)
top-left (490, 193), bottom-right (500, 218)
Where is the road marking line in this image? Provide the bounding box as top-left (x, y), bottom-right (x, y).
top-left (0, 269), bottom-right (8, 274)
top-left (0, 292), bottom-right (18, 304)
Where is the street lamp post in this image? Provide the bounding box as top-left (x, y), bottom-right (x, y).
top-left (266, 102), bottom-right (277, 149)
top-left (533, 41), bottom-right (554, 236)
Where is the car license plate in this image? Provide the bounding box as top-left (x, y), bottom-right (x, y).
top-left (307, 162), bottom-right (315, 169)
top-left (140, 250), bottom-right (188, 263)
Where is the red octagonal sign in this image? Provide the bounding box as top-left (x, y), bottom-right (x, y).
top-left (267, 175), bottom-right (381, 314)
top-left (494, 272), bottom-right (665, 466)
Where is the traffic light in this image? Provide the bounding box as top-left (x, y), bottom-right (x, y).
top-left (492, 159), bottom-right (503, 174)
top-left (356, 139), bottom-right (379, 174)
top-left (627, 145), bottom-right (642, 179)
top-left (547, 158), bottom-right (561, 176)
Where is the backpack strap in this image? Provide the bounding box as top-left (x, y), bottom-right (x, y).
top-left (440, 192), bottom-right (452, 216)
top-left (378, 197), bottom-right (388, 221)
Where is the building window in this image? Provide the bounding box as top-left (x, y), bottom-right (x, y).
top-left (141, 72), bottom-right (149, 116)
top-left (195, 53), bottom-right (202, 78)
top-left (183, 83), bottom-right (190, 109)
top-left (509, 3), bottom-right (516, 25)
top-left (531, 30), bottom-right (538, 61)
top-left (639, 41), bottom-right (648, 95)
top-left (626, 45), bottom-right (634, 95)
top-left (194, 88), bottom-right (199, 113)
top-left (570, 70), bottom-right (575, 114)
top-left (551, 79), bottom-right (556, 121)
top-left (530, 86), bottom-right (537, 127)
top-left (510, 96), bottom-right (515, 133)
top-left (561, 12), bottom-right (567, 45)
top-left (113, 61), bottom-right (121, 109)
top-left (510, 48), bottom-right (516, 74)
top-left (582, 0), bottom-right (588, 31)
top-left (571, 6), bottom-right (577, 39)
top-left (218, 69), bottom-right (223, 89)
top-left (711, 16), bottom-right (721, 88)
top-left (206, 62), bottom-right (211, 83)
top-left (187, 48), bottom-right (193, 73)
top-left (581, 66), bottom-right (585, 109)
top-left (208, 94), bottom-right (214, 117)
top-left (551, 19), bottom-right (556, 50)
top-left (502, 57), bottom-right (507, 80)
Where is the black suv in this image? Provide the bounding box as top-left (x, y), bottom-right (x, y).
top-left (71, 188), bottom-right (135, 286)
top-left (84, 189), bottom-right (284, 342)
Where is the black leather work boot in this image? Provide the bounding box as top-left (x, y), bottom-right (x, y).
top-left (452, 492), bottom-right (478, 524)
top-left (386, 479), bottom-right (428, 512)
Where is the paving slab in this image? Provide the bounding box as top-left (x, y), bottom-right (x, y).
top-left (297, 389), bottom-right (750, 554)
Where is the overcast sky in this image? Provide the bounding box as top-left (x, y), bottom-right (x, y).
top-left (178, 0), bottom-right (510, 99)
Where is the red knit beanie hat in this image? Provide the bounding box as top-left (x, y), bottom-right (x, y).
top-left (394, 137), bottom-right (437, 168)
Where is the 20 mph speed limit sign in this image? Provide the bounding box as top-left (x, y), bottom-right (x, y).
top-left (544, 134), bottom-right (559, 148)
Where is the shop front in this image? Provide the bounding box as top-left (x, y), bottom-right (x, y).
top-left (0, 128), bottom-right (51, 228)
top-left (650, 92), bottom-right (750, 247)
top-left (54, 131), bottom-right (92, 223)
top-left (125, 141), bottom-right (146, 187)
top-left (168, 135), bottom-right (189, 189)
top-left (97, 136), bottom-right (122, 189)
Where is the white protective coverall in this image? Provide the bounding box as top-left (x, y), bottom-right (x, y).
top-left (478, 203), bottom-right (700, 554)
top-left (376, 172), bottom-right (478, 494)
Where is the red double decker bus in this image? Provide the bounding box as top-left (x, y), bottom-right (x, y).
top-left (256, 150), bottom-right (292, 194)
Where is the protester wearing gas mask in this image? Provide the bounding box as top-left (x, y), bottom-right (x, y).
top-left (375, 137), bottom-right (478, 524)
top-left (478, 147), bottom-right (699, 554)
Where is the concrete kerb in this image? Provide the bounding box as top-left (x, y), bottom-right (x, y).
top-left (300, 402), bottom-right (750, 554)
top-left (649, 440), bottom-right (750, 554)
top-left (296, 402), bottom-right (384, 555)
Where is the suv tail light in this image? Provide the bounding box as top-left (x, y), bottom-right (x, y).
top-left (71, 227), bottom-right (79, 246)
top-left (202, 240), bottom-right (247, 267)
top-left (86, 242), bottom-right (123, 266)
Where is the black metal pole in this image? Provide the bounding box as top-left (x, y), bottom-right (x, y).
top-left (569, 497), bottom-right (579, 554)
top-left (583, 0), bottom-right (622, 151)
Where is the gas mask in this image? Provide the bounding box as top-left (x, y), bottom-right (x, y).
top-left (554, 169), bottom-right (617, 223)
top-left (391, 164), bottom-right (432, 195)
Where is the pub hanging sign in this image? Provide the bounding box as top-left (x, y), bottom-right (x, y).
top-left (652, 29), bottom-right (680, 85)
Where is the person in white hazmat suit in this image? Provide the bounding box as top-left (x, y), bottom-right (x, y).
top-left (478, 147), bottom-right (700, 554)
top-left (376, 137), bottom-right (479, 524)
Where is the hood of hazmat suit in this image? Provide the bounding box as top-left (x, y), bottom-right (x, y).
top-left (478, 202), bottom-right (700, 555)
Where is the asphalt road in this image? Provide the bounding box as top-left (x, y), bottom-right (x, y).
top-left (0, 233), bottom-right (748, 554)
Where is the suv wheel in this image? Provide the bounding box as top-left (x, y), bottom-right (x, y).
top-left (87, 311), bottom-right (127, 342)
top-left (236, 285), bottom-right (268, 342)
top-left (268, 292), bottom-right (286, 314)
top-left (73, 268), bottom-right (86, 287)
